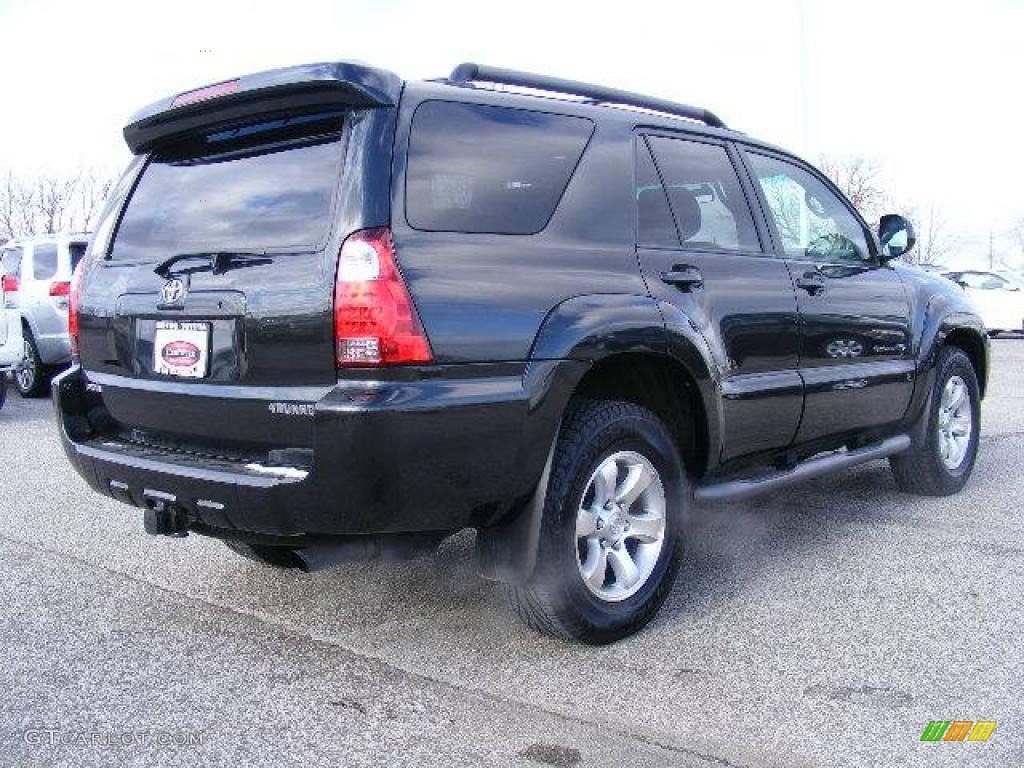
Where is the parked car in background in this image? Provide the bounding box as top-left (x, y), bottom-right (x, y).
top-left (943, 269), bottom-right (1024, 336)
top-left (0, 257), bottom-right (24, 410)
top-left (0, 233), bottom-right (90, 396)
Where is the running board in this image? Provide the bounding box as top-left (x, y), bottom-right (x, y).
top-left (693, 434), bottom-right (911, 504)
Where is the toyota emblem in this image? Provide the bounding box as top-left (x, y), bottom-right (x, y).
top-left (159, 278), bottom-right (187, 306)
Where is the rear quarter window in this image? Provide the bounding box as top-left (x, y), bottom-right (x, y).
top-left (32, 243), bottom-right (59, 280)
top-left (406, 101), bottom-right (594, 235)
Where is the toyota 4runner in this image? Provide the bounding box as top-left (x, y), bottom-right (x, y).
top-left (54, 62), bottom-right (988, 643)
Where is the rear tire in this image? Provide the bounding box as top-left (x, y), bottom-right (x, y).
top-left (13, 333), bottom-right (49, 398)
top-left (223, 539), bottom-right (297, 569)
top-left (507, 399), bottom-right (685, 644)
top-left (890, 346), bottom-right (980, 496)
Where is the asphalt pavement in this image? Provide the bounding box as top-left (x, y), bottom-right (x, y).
top-left (1, 339), bottom-right (1022, 767)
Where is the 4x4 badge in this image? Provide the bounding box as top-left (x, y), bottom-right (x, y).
top-left (159, 278), bottom-right (188, 306)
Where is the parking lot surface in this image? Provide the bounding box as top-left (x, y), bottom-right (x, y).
top-left (1, 340), bottom-right (1022, 767)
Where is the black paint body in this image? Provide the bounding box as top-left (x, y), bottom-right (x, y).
top-left (56, 62), bottom-right (988, 546)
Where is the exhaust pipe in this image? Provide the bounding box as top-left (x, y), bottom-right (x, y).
top-left (290, 532), bottom-right (447, 573)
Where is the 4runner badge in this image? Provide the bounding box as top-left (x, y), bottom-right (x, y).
top-left (268, 402), bottom-right (315, 417)
top-left (159, 278), bottom-right (188, 306)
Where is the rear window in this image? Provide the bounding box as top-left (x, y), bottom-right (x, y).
top-left (406, 101), bottom-right (593, 234)
top-left (110, 112), bottom-right (346, 261)
top-left (1, 248), bottom-right (22, 279)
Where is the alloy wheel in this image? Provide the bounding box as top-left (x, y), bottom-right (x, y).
top-left (937, 374), bottom-right (972, 470)
top-left (575, 450), bottom-right (666, 602)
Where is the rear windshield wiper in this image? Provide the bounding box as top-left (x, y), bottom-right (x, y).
top-left (154, 251), bottom-right (271, 279)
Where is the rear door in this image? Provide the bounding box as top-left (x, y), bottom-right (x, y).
top-left (740, 148), bottom-right (914, 443)
top-left (636, 133), bottom-right (802, 461)
top-left (77, 111), bottom-right (360, 448)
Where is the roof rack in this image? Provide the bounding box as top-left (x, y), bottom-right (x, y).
top-left (449, 63), bottom-right (727, 129)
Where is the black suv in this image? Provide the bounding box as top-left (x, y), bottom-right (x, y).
top-left (55, 62), bottom-right (988, 643)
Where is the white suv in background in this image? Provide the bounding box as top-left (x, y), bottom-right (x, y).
top-left (0, 256), bottom-right (24, 410)
top-left (943, 269), bottom-right (1024, 337)
top-left (0, 233), bottom-right (90, 396)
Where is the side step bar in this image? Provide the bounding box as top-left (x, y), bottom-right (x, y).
top-left (693, 434), bottom-right (911, 504)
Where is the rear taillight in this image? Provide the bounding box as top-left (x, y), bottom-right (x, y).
top-left (68, 262), bottom-right (85, 357)
top-left (1, 274), bottom-right (16, 309)
top-left (50, 281), bottom-right (71, 297)
top-left (334, 228), bottom-right (433, 367)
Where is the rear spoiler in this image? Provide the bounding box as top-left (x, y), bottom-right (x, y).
top-left (123, 61), bottom-right (402, 154)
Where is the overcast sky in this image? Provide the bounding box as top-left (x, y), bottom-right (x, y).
top-left (1, 0), bottom-right (1020, 266)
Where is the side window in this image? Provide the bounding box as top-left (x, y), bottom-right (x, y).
top-left (745, 152), bottom-right (871, 264)
top-left (69, 242), bottom-right (88, 272)
top-left (635, 139), bottom-right (679, 249)
top-left (32, 243), bottom-right (59, 280)
top-left (406, 102), bottom-right (594, 234)
top-left (646, 136), bottom-right (760, 252)
top-left (1, 247), bottom-right (23, 279)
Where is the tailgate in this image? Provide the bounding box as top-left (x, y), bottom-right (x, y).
top-left (78, 72), bottom-right (399, 449)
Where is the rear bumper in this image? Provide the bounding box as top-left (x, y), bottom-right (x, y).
top-left (54, 364), bottom-right (569, 539)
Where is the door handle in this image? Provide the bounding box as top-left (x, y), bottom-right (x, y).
top-left (660, 265), bottom-right (703, 291)
top-left (795, 271), bottom-right (826, 295)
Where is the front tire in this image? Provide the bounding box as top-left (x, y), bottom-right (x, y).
top-left (13, 333), bottom-right (49, 398)
top-left (507, 400), bottom-right (685, 644)
top-left (890, 346), bottom-right (980, 496)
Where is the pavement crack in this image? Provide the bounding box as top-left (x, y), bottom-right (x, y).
top-left (0, 532), bottom-right (748, 768)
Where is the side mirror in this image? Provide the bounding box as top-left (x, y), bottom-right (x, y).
top-left (878, 214), bottom-right (916, 261)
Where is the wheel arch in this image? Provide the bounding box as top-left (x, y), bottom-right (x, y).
top-left (477, 293), bottom-right (719, 584)
top-left (942, 326), bottom-right (988, 399)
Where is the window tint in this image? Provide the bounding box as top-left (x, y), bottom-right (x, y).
top-left (32, 243), bottom-right (58, 280)
top-left (746, 152), bottom-right (871, 264)
top-left (406, 102), bottom-right (593, 234)
top-left (1, 248), bottom-right (22, 279)
top-left (646, 136), bottom-right (759, 252)
top-left (69, 242), bottom-right (88, 272)
top-left (111, 112), bottom-right (346, 261)
top-left (635, 139), bottom-right (679, 249)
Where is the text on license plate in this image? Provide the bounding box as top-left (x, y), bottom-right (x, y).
top-left (153, 321), bottom-right (211, 378)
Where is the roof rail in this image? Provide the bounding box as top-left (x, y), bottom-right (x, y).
top-left (449, 63), bottom-right (727, 129)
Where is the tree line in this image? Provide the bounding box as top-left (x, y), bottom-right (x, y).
top-left (0, 169), bottom-right (115, 243)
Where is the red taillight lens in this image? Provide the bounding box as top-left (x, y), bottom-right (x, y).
top-left (334, 228), bottom-right (433, 367)
top-left (68, 262), bottom-right (85, 356)
top-left (50, 281), bottom-right (70, 297)
top-left (1, 274), bottom-right (16, 309)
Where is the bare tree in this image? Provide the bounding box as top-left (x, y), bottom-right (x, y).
top-left (0, 167), bottom-right (117, 240)
top-left (1008, 218), bottom-right (1024, 266)
top-left (818, 155), bottom-right (886, 223)
top-left (0, 173), bottom-right (36, 241)
top-left (34, 174), bottom-right (81, 234)
top-left (905, 203), bottom-right (960, 266)
top-left (75, 169), bottom-right (114, 232)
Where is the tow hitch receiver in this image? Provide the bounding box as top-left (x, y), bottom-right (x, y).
top-left (142, 490), bottom-right (190, 537)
